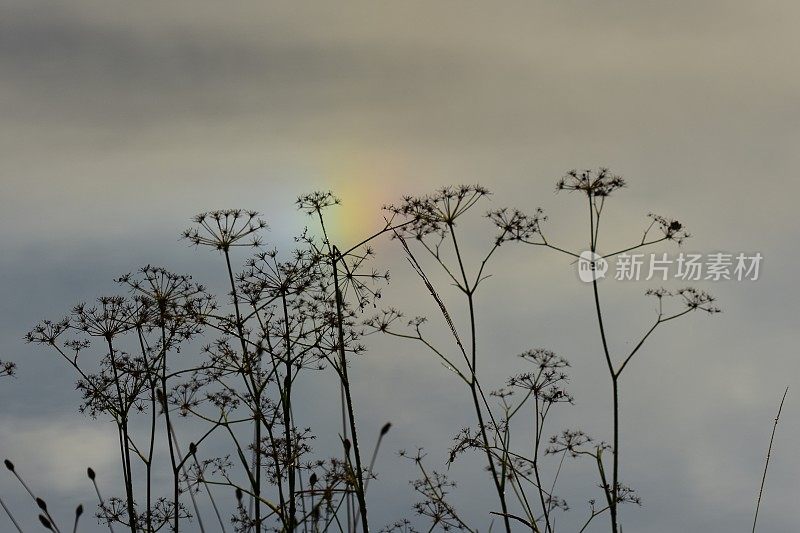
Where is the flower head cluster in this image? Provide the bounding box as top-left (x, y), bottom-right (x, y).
top-left (296, 191), bottom-right (341, 216)
top-left (399, 449), bottom-right (472, 532)
top-left (97, 497), bottom-right (189, 532)
top-left (386, 185), bottom-right (490, 240)
top-left (677, 287), bottom-right (721, 313)
top-left (182, 210), bottom-right (267, 250)
top-left (241, 248), bottom-right (320, 303)
top-left (25, 318), bottom-right (70, 345)
top-left (646, 287), bottom-right (721, 315)
top-left (72, 296), bottom-right (136, 339)
top-left (487, 207), bottom-right (547, 245)
top-left (556, 168), bottom-right (626, 197)
top-left (363, 308), bottom-right (405, 334)
top-left (331, 246), bottom-right (390, 309)
top-left (77, 350), bottom-right (151, 417)
top-left (508, 349), bottom-right (573, 404)
top-left (647, 213), bottom-right (691, 244)
top-left (119, 266), bottom-right (214, 334)
top-left (546, 429), bottom-right (607, 458)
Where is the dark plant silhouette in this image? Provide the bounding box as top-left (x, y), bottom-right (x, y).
top-left (370, 171), bottom-right (719, 533)
top-left (5, 171), bottom-right (737, 533)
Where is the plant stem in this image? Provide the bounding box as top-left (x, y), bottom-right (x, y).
top-left (752, 386), bottom-right (788, 533)
top-left (588, 196), bottom-right (619, 533)
top-left (332, 246), bottom-right (370, 533)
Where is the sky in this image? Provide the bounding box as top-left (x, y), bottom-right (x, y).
top-left (1, 1), bottom-right (799, 531)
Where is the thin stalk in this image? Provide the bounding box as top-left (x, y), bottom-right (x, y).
top-left (106, 337), bottom-right (137, 533)
top-left (587, 195), bottom-right (619, 533)
top-left (281, 292), bottom-right (297, 530)
top-left (158, 323), bottom-right (181, 533)
top-left (0, 496), bottom-right (23, 532)
top-left (223, 248), bottom-right (263, 530)
top-left (752, 386), bottom-right (789, 533)
top-left (331, 246), bottom-right (369, 533)
top-left (449, 223), bottom-right (512, 533)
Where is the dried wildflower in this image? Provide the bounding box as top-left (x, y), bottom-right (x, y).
top-left (487, 207), bottom-right (547, 245)
top-left (546, 430), bottom-right (604, 458)
top-left (508, 349), bottom-right (573, 404)
top-left (297, 191), bottom-right (341, 215)
top-left (677, 287), bottom-right (721, 314)
top-left (379, 519), bottom-right (421, 533)
top-left (386, 185), bottom-right (490, 240)
top-left (447, 427), bottom-right (485, 465)
top-left (400, 449), bottom-right (475, 532)
top-left (556, 168), bottom-right (626, 197)
top-left (25, 318), bottom-right (70, 345)
top-left (363, 308), bottom-right (404, 334)
top-left (242, 248), bottom-right (319, 303)
top-left (614, 484), bottom-right (642, 506)
top-left (118, 266), bottom-right (213, 339)
top-left (647, 213), bottom-right (691, 244)
top-left (331, 247), bottom-right (390, 309)
top-left (72, 297), bottom-right (136, 339)
top-left (170, 381), bottom-right (203, 417)
top-left (182, 209), bottom-right (267, 250)
top-left (645, 287), bottom-right (721, 316)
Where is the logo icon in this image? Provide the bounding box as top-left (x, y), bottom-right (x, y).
top-left (577, 251), bottom-right (608, 283)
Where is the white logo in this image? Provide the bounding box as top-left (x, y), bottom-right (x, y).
top-left (577, 251), bottom-right (608, 283)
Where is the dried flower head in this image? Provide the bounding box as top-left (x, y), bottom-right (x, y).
top-left (508, 349), bottom-right (573, 404)
top-left (487, 207), bottom-right (547, 245)
top-left (546, 429), bottom-right (605, 458)
top-left (182, 209), bottom-right (267, 250)
top-left (25, 318), bottom-right (70, 345)
top-left (645, 287), bottom-right (720, 315)
top-left (677, 287), bottom-right (721, 314)
top-left (647, 213), bottom-right (691, 244)
top-left (72, 296), bottom-right (136, 339)
top-left (386, 185), bottom-right (490, 240)
top-left (556, 168), bottom-right (626, 197)
top-left (297, 191), bottom-right (341, 216)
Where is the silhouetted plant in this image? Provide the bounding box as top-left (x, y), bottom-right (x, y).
top-left (10, 171), bottom-right (729, 533)
top-left (368, 171), bottom-right (719, 533)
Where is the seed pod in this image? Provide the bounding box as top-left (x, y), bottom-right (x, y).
top-left (39, 515), bottom-right (53, 530)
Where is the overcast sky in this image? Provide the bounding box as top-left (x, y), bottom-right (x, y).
top-left (1, 1), bottom-right (799, 531)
